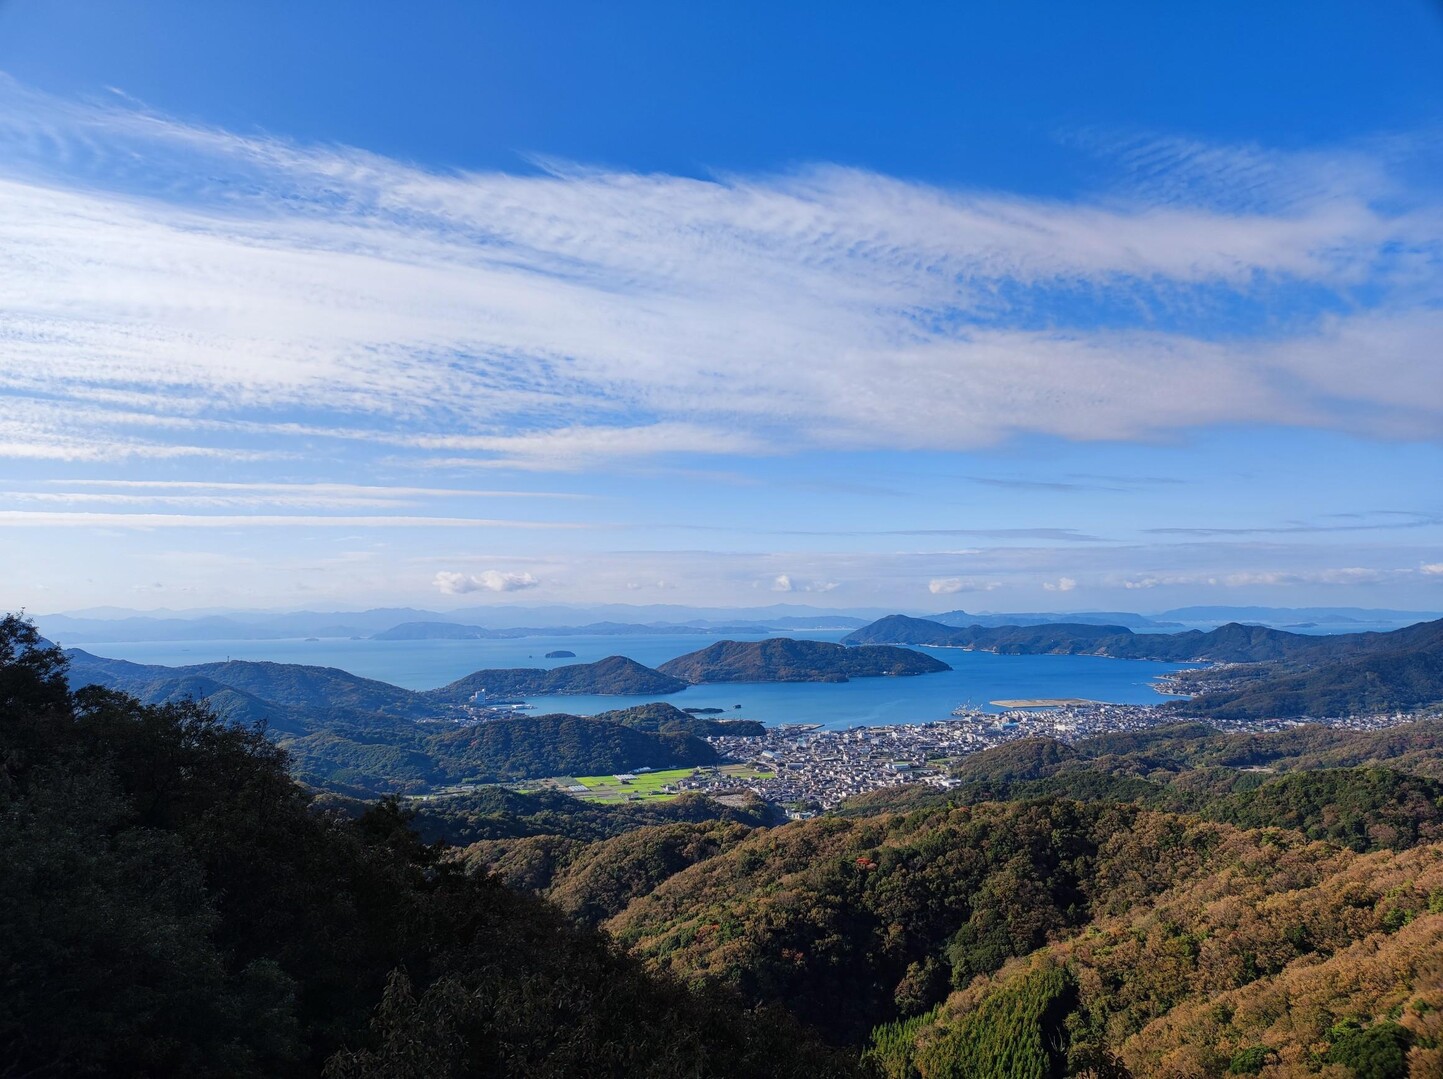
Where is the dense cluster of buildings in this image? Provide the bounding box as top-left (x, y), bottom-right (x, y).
top-left (672, 699), bottom-right (1439, 811)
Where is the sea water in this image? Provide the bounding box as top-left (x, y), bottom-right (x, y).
top-left (72, 630), bottom-right (1190, 731)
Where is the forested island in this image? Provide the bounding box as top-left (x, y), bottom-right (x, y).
top-left (428, 655), bottom-right (687, 700)
top-left (658, 637), bottom-right (950, 683)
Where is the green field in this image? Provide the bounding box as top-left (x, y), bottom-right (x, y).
top-left (571, 767), bottom-right (695, 801)
top-left (530, 763), bottom-right (776, 804)
top-left (416, 763), bottom-right (778, 804)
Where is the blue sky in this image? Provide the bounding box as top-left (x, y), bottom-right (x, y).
top-left (0, 1), bottom-right (1439, 613)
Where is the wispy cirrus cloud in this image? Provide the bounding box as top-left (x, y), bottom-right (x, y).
top-left (0, 74), bottom-right (1439, 475)
top-left (2, 479), bottom-right (590, 510)
top-left (1118, 567), bottom-right (1413, 589)
top-left (967, 472), bottom-right (1187, 493)
top-left (675, 525), bottom-right (1105, 541)
top-left (0, 511), bottom-right (593, 529)
top-left (1145, 511), bottom-right (1443, 537)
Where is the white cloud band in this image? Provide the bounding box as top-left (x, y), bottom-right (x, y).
top-left (0, 75), bottom-right (1438, 472)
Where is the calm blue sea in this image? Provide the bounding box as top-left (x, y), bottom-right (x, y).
top-left (74, 630), bottom-right (1190, 730)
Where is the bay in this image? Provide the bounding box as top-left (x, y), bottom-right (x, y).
top-left (75, 630), bottom-right (1190, 730)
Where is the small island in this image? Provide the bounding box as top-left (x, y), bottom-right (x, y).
top-left (544, 650), bottom-right (577, 658)
top-left (657, 637), bottom-right (950, 684)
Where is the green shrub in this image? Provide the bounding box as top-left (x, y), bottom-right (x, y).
top-left (1227, 1045), bottom-right (1273, 1074)
top-left (1324, 1020), bottom-right (1411, 1079)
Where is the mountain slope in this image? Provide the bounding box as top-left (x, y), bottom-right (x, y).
top-left (281, 705), bottom-right (742, 796)
top-left (866, 838), bottom-right (1443, 1078)
top-left (593, 781), bottom-right (1443, 1074)
top-left (1177, 622), bottom-right (1443, 719)
top-left (845, 613), bottom-right (1443, 663)
top-left (463, 818), bottom-right (761, 925)
top-left (846, 615), bottom-right (1443, 717)
top-left (65, 652), bottom-right (724, 794)
top-left (0, 614), bottom-right (855, 1079)
top-left (64, 649), bottom-right (442, 732)
top-left (427, 713), bottom-right (718, 784)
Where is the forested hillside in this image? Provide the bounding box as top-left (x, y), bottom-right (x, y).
top-left (0, 615), bottom-right (854, 1078)
top-left (65, 648), bottom-right (446, 732)
top-left (430, 719), bottom-right (1443, 1076)
top-left (602, 788), bottom-right (1443, 1076)
top-left (1176, 640), bottom-right (1443, 720)
top-left (846, 615), bottom-right (1443, 719)
top-left (844, 614), bottom-right (1443, 664)
top-left (67, 649), bottom-right (688, 717)
top-left (64, 647), bottom-right (745, 794)
top-left (401, 785), bottom-right (778, 846)
top-left (19, 610), bottom-right (1443, 1077)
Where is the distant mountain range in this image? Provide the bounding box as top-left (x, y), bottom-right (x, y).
top-left (1156, 605), bottom-right (1443, 625)
top-left (369, 620), bottom-right (792, 641)
top-left (930, 609), bottom-right (1181, 630)
top-left (35, 604), bottom-right (1441, 644)
top-left (36, 609), bottom-right (873, 643)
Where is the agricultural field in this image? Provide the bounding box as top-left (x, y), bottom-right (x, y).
top-left (571, 767), bottom-right (695, 801)
top-left (525, 762), bottom-right (776, 803)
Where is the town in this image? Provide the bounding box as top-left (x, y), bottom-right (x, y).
top-left (666, 696), bottom-right (1442, 812)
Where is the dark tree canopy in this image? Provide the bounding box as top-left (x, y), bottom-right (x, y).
top-left (0, 615), bottom-right (855, 1078)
